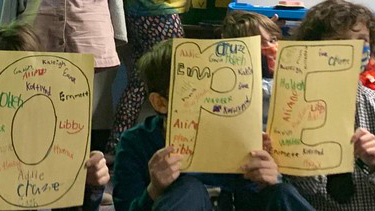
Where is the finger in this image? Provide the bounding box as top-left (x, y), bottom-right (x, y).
top-left (95, 157), bottom-right (107, 170)
top-left (87, 159), bottom-right (107, 179)
top-left (150, 146), bottom-right (174, 163)
top-left (165, 154), bottom-right (183, 165)
top-left (364, 147), bottom-right (375, 156)
top-left (351, 128), bottom-right (369, 143)
top-left (93, 165), bottom-right (109, 179)
top-left (271, 14), bottom-right (279, 22)
top-left (160, 162), bottom-right (181, 177)
top-left (359, 133), bottom-right (375, 143)
top-left (361, 139), bottom-right (375, 150)
top-left (354, 134), bottom-right (375, 154)
top-left (97, 173), bottom-right (110, 186)
top-left (250, 150), bottom-right (273, 161)
top-left (158, 166), bottom-right (181, 187)
top-left (86, 151), bottom-right (104, 168)
top-left (92, 167), bottom-right (110, 186)
top-left (157, 154), bottom-right (183, 170)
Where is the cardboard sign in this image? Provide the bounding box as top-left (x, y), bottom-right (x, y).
top-left (0, 51), bottom-right (94, 209)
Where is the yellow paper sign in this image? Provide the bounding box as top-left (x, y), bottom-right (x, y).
top-left (0, 51), bottom-right (94, 209)
top-left (166, 37), bottom-right (263, 173)
top-left (267, 40), bottom-right (363, 176)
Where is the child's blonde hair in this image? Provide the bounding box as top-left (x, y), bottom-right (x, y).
top-left (222, 10), bottom-right (281, 39)
top-left (0, 22), bottom-right (43, 51)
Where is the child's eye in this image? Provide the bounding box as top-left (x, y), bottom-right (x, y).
top-left (270, 37), bottom-right (278, 43)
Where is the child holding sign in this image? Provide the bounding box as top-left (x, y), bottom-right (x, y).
top-left (222, 10), bottom-right (281, 131)
top-left (0, 23), bottom-right (110, 211)
top-left (112, 39), bottom-right (313, 210)
top-left (285, 0), bottom-right (375, 209)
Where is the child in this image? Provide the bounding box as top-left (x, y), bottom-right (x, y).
top-left (222, 10), bottom-right (281, 130)
top-left (222, 10), bottom-right (280, 78)
top-left (112, 39), bottom-right (313, 210)
top-left (285, 0), bottom-right (375, 209)
top-left (108, 0), bottom-right (188, 157)
top-left (0, 23), bottom-right (110, 211)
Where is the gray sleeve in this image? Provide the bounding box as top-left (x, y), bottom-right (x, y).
top-left (0, 0), bottom-right (27, 24)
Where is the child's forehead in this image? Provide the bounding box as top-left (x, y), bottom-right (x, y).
top-left (325, 22), bottom-right (370, 41)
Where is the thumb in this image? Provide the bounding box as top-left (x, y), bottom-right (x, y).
top-left (86, 151), bottom-right (104, 168)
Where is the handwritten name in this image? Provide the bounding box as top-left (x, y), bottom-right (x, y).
top-left (215, 42), bottom-right (245, 56)
top-left (183, 89), bottom-right (210, 108)
top-left (226, 54), bottom-right (246, 65)
top-left (280, 78), bottom-right (305, 91)
top-left (173, 134), bottom-right (193, 143)
top-left (53, 144), bottom-right (74, 159)
top-left (303, 148), bottom-right (324, 155)
top-left (279, 138), bottom-right (302, 146)
top-left (59, 119), bottom-right (84, 134)
top-left (279, 64), bottom-right (302, 74)
top-left (238, 82), bottom-right (249, 90)
top-left (304, 158), bottom-right (321, 169)
top-left (23, 68), bottom-right (46, 80)
top-left (308, 101), bottom-right (326, 121)
top-left (282, 90), bottom-right (298, 122)
top-left (0, 91), bottom-right (23, 109)
top-left (173, 119), bottom-right (198, 130)
top-left (273, 128), bottom-right (292, 136)
top-left (181, 88), bottom-right (197, 102)
top-left (204, 96), bottom-right (232, 104)
top-left (42, 59), bottom-right (66, 68)
top-left (177, 63), bottom-right (211, 80)
top-left (238, 67), bottom-right (253, 75)
top-left (18, 170), bottom-right (44, 181)
top-left (26, 82), bottom-right (51, 96)
top-left (319, 49), bottom-right (350, 66)
top-left (17, 179), bottom-right (60, 198)
top-left (2, 160), bottom-right (21, 171)
top-left (63, 68), bottom-right (76, 83)
top-left (222, 95), bottom-right (250, 114)
top-left (273, 149), bottom-right (299, 158)
top-left (13, 65), bottom-right (34, 75)
top-left (59, 90), bottom-right (89, 102)
top-left (172, 143), bottom-right (194, 155)
top-left (180, 49), bottom-right (200, 58)
top-left (209, 54), bottom-right (224, 63)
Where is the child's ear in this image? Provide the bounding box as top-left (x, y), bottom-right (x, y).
top-left (149, 92), bottom-right (168, 114)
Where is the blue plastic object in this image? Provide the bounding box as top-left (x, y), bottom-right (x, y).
top-left (228, 2), bottom-right (308, 20)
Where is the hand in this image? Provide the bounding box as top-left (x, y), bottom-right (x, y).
top-left (262, 133), bottom-right (273, 153)
top-left (86, 151), bottom-right (110, 186)
top-left (270, 14), bottom-right (279, 22)
top-left (270, 14), bottom-right (286, 28)
top-left (351, 128), bottom-right (375, 170)
top-left (242, 150), bottom-right (279, 185)
top-left (147, 146), bottom-right (182, 200)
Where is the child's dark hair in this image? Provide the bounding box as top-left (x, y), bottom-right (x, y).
top-left (222, 10), bottom-right (281, 39)
top-left (295, 0), bottom-right (375, 54)
top-left (0, 22), bottom-right (43, 51)
top-left (138, 39), bottom-right (172, 97)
